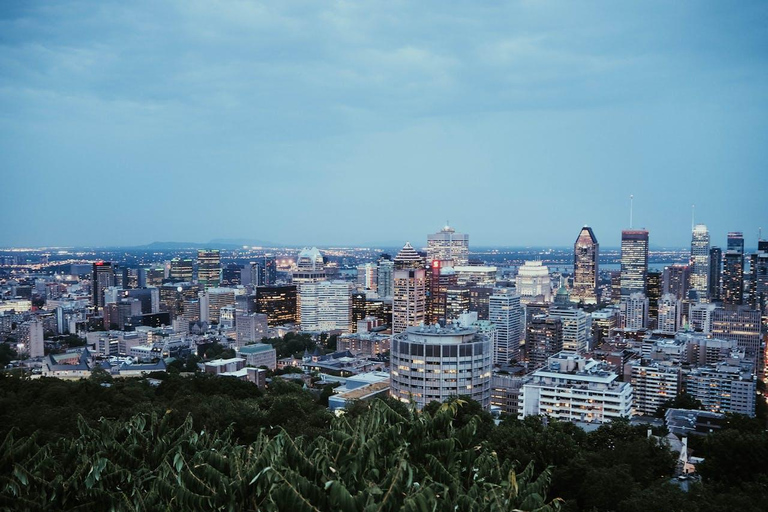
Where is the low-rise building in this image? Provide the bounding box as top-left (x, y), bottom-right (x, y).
top-left (237, 343), bottom-right (277, 370)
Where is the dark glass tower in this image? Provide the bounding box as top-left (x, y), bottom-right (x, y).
top-left (620, 230), bottom-right (649, 298)
top-left (708, 247), bottom-right (722, 301)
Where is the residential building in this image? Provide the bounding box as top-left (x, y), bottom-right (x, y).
top-left (489, 289), bottom-right (524, 364)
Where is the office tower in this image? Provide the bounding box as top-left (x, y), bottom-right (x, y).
top-left (572, 226), bottom-right (599, 304)
top-left (445, 287), bottom-right (471, 322)
top-left (621, 293), bottom-right (648, 330)
top-left (657, 294), bottom-right (682, 334)
top-left (261, 256), bottom-right (277, 286)
top-left (515, 261), bottom-right (552, 302)
top-left (125, 268), bottom-right (140, 289)
top-left (621, 230), bottom-right (649, 297)
top-left (169, 258), bottom-right (194, 282)
top-left (299, 280), bottom-right (353, 333)
top-left (727, 232), bottom-right (745, 255)
top-left (689, 302), bottom-right (717, 333)
top-left (390, 325), bottom-right (492, 410)
top-left (198, 288), bottom-right (235, 324)
top-left (197, 249), bottom-right (221, 287)
top-left (647, 270), bottom-right (661, 329)
top-left (92, 262), bottom-right (115, 309)
top-left (392, 267), bottom-right (427, 334)
top-left (120, 288), bottom-right (160, 315)
top-left (141, 267), bottom-right (166, 287)
top-left (610, 271), bottom-right (622, 304)
top-left (723, 251), bottom-right (744, 305)
top-left (749, 248), bottom-right (768, 310)
top-left (708, 247), bottom-right (722, 301)
top-left (351, 292), bottom-right (368, 325)
top-left (253, 285), bottom-right (298, 326)
top-left (393, 242), bottom-right (424, 270)
top-left (663, 264), bottom-right (690, 300)
top-left (689, 224), bottom-right (710, 301)
top-left (220, 263), bottom-right (242, 287)
top-left (629, 361), bottom-right (681, 416)
top-left (489, 289), bottom-right (524, 364)
top-left (377, 257), bottom-right (394, 298)
top-left (292, 247), bottom-right (326, 284)
top-left (159, 282), bottom-right (200, 318)
top-left (549, 306), bottom-right (590, 354)
top-left (356, 263), bottom-right (378, 292)
top-left (428, 262), bottom-right (459, 325)
top-left (453, 265), bottom-right (497, 288)
top-left (526, 315), bottom-right (563, 369)
top-left (426, 224), bottom-right (469, 266)
top-left (468, 286), bottom-right (493, 320)
top-left (711, 305), bottom-right (762, 369)
top-left (519, 352), bottom-right (633, 423)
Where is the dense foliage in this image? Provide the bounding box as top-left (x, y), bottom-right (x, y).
top-left (0, 373), bottom-right (766, 511)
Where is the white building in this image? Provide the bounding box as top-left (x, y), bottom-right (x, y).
top-left (237, 343), bottom-right (277, 370)
top-left (519, 352), bottom-right (633, 424)
top-left (299, 280), bottom-right (353, 333)
top-left (629, 360), bottom-right (681, 416)
top-left (515, 261), bottom-right (552, 302)
top-left (656, 293), bottom-right (682, 334)
top-left (549, 306), bottom-right (590, 354)
top-left (392, 268), bottom-right (426, 334)
top-left (488, 289), bottom-right (524, 364)
top-left (198, 288), bottom-right (236, 324)
top-left (621, 293), bottom-right (648, 330)
top-left (356, 263), bottom-right (378, 292)
top-left (453, 266), bottom-right (497, 287)
top-left (390, 325), bottom-right (492, 410)
top-left (689, 303), bottom-right (717, 333)
top-left (17, 318), bottom-right (44, 358)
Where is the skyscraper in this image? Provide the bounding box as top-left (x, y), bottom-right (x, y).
top-left (620, 292), bottom-right (648, 330)
top-left (197, 249), bottom-right (221, 287)
top-left (727, 232), bottom-right (745, 255)
top-left (426, 224), bottom-right (469, 266)
top-left (572, 226), bottom-right (599, 304)
top-left (392, 268), bottom-right (427, 334)
top-left (663, 264), bottom-right (690, 300)
top-left (92, 262), bottom-right (115, 309)
top-left (723, 250), bottom-right (744, 305)
top-left (708, 247), bottom-right (722, 302)
top-left (488, 289), bottom-right (524, 364)
top-left (647, 270), bottom-right (662, 329)
top-left (377, 256), bottom-right (394, 298)
top-left (356, 263), bottom-right (378, 292)
top-left (620, 230), bottom-right (649, 297)
top-left (299, 280), bottom-right (353, 333)
top-left (292, 247), bottom-right (326, 283)
top-left (657, 293), bottom-right (682, 334)
top-left (749, 242), bottom-right (768, 311)
top-left (261, 256), bottom-right (277, 286)
top-left (253, 285), bottom-right (298, 326)
top-left (394, 242), bottom-right (424, 270)
top-left (689, 224), bottom-right (710, 301)
top-left (169, 258), bottom-right (194, 282)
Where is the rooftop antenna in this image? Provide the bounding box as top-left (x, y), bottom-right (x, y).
top-left (691, 204), bottom-right (695, 231)
top-left (629, 194), bottom-right (634, 228)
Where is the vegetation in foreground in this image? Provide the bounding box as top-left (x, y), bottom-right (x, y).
top-left (0, 372), bottom-right (766, 511)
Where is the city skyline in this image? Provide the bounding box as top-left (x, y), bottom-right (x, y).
top-left (2, 1), bottom-right (767, 248)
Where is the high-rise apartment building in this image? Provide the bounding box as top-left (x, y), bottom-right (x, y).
top-left (709, 247), bottom-right (722, 302)
top-left (197, 249), bottom-right (221, 287)
top-left (572, 226), bottom-right (599, 304)
top-left (657, 293), bottom-right (682, 334)
top-left (630, 361), bottom-right (681, 416)
top-left (377, 256), bottom-right (394, 298)
top-left (689, 224), bottom-right (710, 301)
top-left (663, 264), bottom-right (690, 300)
top-left (488, 289), bottom-right (524, 364)
top-left (711, 305), bottom-right (762, 369)
top-left (684, 363), bottom-right (756, 417)
top-left (549, 306), bottom-right (590, 354)
top-left (620, 230), bottom-right (649, 297)
top-left (390, 325), bottom-right (492, 410)
top-left (426, 224), bottom-right (469, 266)
top-left (723, 250), bottom-right (744, 305)
top-left (356, 263), bottom-right (378, 292)
top-left (621, 293), bottom-right (648, 330)
top-left (92, 262), bottom-right (115, 309)
top-left (525, 315), bottom-right (563, 369)
top-left (392, 268), bottom-right (427, 334)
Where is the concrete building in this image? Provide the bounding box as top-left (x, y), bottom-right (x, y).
top-left (199, 288), bottom-right (236, 324)
top-left (711, 305), bottom-right (762, 369)
top-left (515, 261), bottom-right (552, 302)
top-left (377, 258), bottom-right (394, 298)
top-left (525, 315), bottom-right (563, 370)
top-left (491, 372), bottom-right (525, 415)
top-left (656, 294), bottom-right (682, 335)
top-left (337, 332), bottom-right (391, 357)
top-left (549, 306), bottom-right (590, 354)
top-left (356, 263), bottom-right (378, 292)
top-left (453, 266), bottom-right (497, 288)
top-left (17, 318), bottom-right (44, 358)
top-left (621, 293), bottom-right (648, 330)
top-left (299, 280), bottom-right (353, 333)
top-left (629, 360), bottom-right (681, 416)
top-left (235, 311), bottom-right (268, 347)
top-left (390, 325), bottom-right (492, 410)
top-left (519, 352), bottom-right (634, 424)
top-left (392, 267), bottom-right (427, 334)
top-left (689, 303), bottom-right (717, 334)
top-left (237, 343), bottom-right (277, 370)
top-left (684, 363), bottom-right (756, 417)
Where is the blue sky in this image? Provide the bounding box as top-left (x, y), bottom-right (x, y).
top-left (1, 1), bottom-right (767, 248)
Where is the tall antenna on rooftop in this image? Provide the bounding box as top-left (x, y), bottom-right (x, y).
top-left (629, 195), bottom-right (634, 228)
top-left (691, 204), bottom-right (695, 231)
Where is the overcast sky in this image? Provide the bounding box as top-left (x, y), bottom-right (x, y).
top-left (1, 1), bottom-right (767, 249)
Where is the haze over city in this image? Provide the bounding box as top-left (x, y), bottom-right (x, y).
top-left (2, 0), bottom-right (767, 248)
